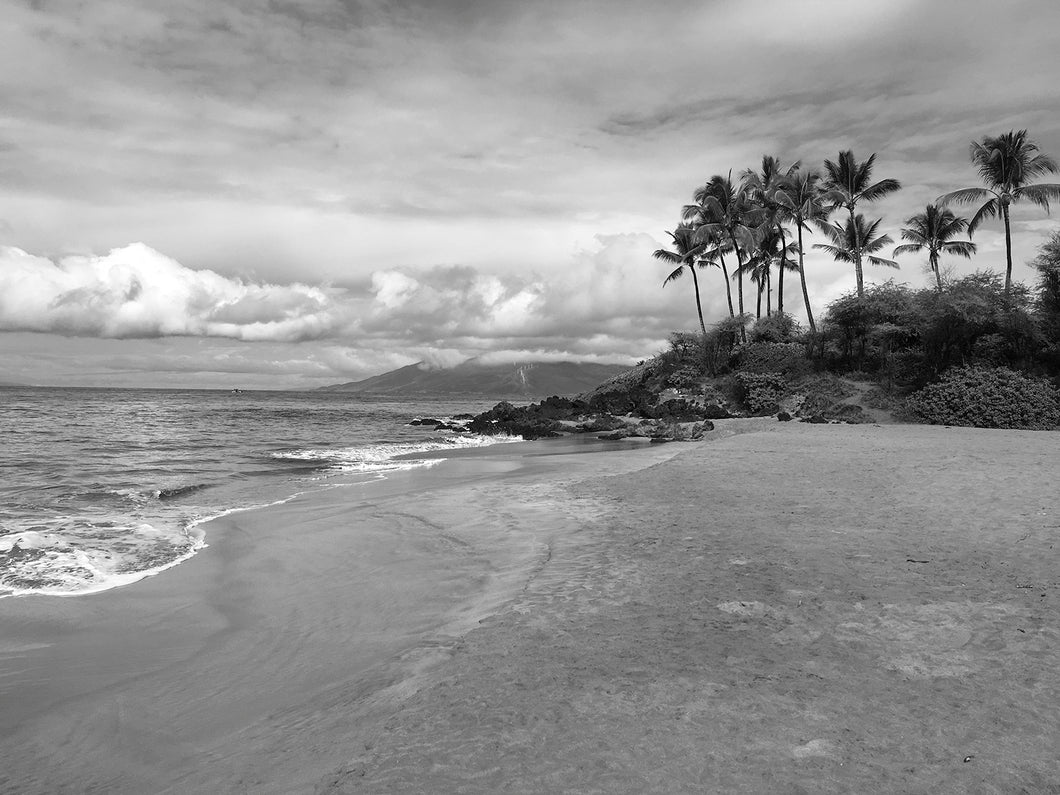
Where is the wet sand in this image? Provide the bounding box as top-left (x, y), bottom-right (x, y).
top-left (0, 435), bottom-right (682, 793)
top-left (2, 421), bottom-right (1058, 793)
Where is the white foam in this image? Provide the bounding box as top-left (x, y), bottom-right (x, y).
top-left (0, 436), bottom-right (522, 599)
top-left (0, 521), bottom-right (207, 598)
top-left (272, 434), bottom-right (521, 474)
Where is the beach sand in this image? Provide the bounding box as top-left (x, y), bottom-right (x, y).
top-left (2, 421), bottom-right (1058, 793)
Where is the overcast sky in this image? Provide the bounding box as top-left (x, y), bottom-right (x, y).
top-left (2, 0), bottom-right (1059, 388)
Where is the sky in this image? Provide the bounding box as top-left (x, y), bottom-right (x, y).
top-left (2, 0), bottom-right (1059, 389)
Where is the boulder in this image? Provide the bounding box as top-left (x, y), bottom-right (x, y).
top-left (577, 414), bottom-right (626, 433)
top-left (466, 402), bottom-right (562, 439)
top-left (777, 411), bottom-right (792, 422)
top-left (700, 403), bottom-right (733, 420)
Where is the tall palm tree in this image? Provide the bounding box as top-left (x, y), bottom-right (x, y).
top-left (742, 156), bottom-right (799, 315)
top-left (683, 173), bottom-right (765, 324)
top-left (653, 224), bottom-right (711, 336)
top-left (814, 214), bottom-right (899, 282)
top-left (821, 150), bottom-right (902, 298)
top-left (775, 167), bottom-right (827, 332)
top-left (938, 129), bottom-right (1060, 298)
top-left (893, 204), bottom-right (977, 291)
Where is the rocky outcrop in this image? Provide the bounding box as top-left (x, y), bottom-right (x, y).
top-left (464, 390), bottom-right (719, 442)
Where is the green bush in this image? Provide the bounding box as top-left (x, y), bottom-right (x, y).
top-left (907, 366), bottom-right (1060, 430)
top-left (734, 341), bottom-right (811, 376)
top-left (749, 313), bottom-right (798, 343)
top-left (735, 372), bottom-right (787, 415)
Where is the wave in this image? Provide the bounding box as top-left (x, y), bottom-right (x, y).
top-left (0, 520), bottom-right (207, 598)
top-left (271, 433), bottom-right (520, 474)
top-left (0, 434), bottom-right (521, 599)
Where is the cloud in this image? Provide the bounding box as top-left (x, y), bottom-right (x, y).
top-left (0, 243), bottom-right (341, 341)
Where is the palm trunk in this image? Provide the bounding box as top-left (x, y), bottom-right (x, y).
top-left (777, 226), bottom-right (788, 315)
top-left (718, 252), bottom-right (735, 318)
top-left (756, 281), bottom-right (762, 319)
top-left (1002, 201), bottom-right (1013, 300)
top-left (797, 224), bottom-right (816, 333)
top-left (689, 266), bottom-right (708, 337)
top-left (727, 230), bottom-right (746, 342)
top-left (737, 268), bottom-right (745, 317)
top-left (931, 252), bottom-right (943, 292)
top-left (766, 268), bottom-right (772, 317)
top-left (850, 206), bottom-right (864, 299)
top-left (728, 231), bottom-right (744, 316)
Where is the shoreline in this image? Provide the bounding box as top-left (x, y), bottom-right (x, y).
top-left (3, 419), bottom-right (1057, 792)
top-left (0, 430), bottom-right (687, 793)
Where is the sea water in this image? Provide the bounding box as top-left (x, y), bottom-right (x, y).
top-left (0, 387), bottom-right (509, 598)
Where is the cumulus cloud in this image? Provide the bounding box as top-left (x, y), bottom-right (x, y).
top-left (0, 243), bottom-right (341, 341)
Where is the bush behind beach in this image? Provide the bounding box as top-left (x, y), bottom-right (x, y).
top-left (907, 366), bottom-right (1060, 430)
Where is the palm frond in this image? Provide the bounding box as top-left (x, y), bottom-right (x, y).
top-left (1025, 152), bottom-right (1060, 179)
top-left (812, 243), bottom-right (855, 262)
top-left (652, 249), bottom-right (682, 264)
top-left (937, 187), bottom-right (993, 206)
top-left (967, 198), bottom-right (1000, 234)
top-left (867, 255), bottom-right (899, 269)
top-left (861, 232), bottom-right (894, 254)
top-left (859, 178), bottom-right (901, 202)
top-left (1016, 183), bottom-right (1060, 212)
top-left (892, 243), bottom-right (923, 257)
top-left (940, 240), bottom-right (977, 258)
top-left (663, 266), bottom-right (685, 285)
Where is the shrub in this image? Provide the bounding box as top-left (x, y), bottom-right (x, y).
top-left (749, 313), bottom-right (798, 343)
top-left (734, 341), bottom-right (811, 376)
top-left (907, 366), bottom-right (1060, 430)
top-left (735, 372), bottom-right (787, 415)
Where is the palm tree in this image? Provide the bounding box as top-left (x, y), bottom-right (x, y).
top-left (814, 215), bottom-right (899, 282)
top-left (742, 156), bottom-right (799, 315)
top-left (938, 129), bottom-right (1060, 298)
top-left (821, 151), bottom-right (902, 298)
top-left (653, 224), bottom-right (710, 336)
top-left (893, 204), bottom-right (977, 291)
top-left (775, 167), bottom-right (827, 332)
top-left (741, 227), bottom-right (799, 318)
top-left (695, 223), bottom-right (737, 318)
top-left (683, 173), bottom-right (765, 325)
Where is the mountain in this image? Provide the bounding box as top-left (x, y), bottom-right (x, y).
top-left (319, 360), bottom-right (633, 398)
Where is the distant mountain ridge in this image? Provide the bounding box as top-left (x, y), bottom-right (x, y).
top-left (319, 360), bottom-right (632, 398)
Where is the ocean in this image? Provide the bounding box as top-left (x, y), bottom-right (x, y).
top-left (0, 387), bottom-right (509, 598)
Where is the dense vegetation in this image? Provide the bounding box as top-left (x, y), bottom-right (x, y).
top-left (652, 130), bottom-right (1060, 431)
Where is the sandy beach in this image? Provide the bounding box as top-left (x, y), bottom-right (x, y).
top-left (2, 421), bottom-right (1058, 793)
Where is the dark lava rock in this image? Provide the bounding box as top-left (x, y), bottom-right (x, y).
top-left (466, 401), bottom-right (562, 439)
top-left (577, 414), bottom-right (626, 433)
top-left (777, 411), bottom-right (792, 422)
top-left (802, 414), bottom-right (829, 424)
top-left (408, 418), bottom-right (443, 426)
top-left (700, 403), bottom-right (733, 420)
top-left (586, 385), bottom-right (657, 416)
top-left (642, 398), bottom-right (714, 422)
top-left (598, 429), bottom-right (630, 440)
